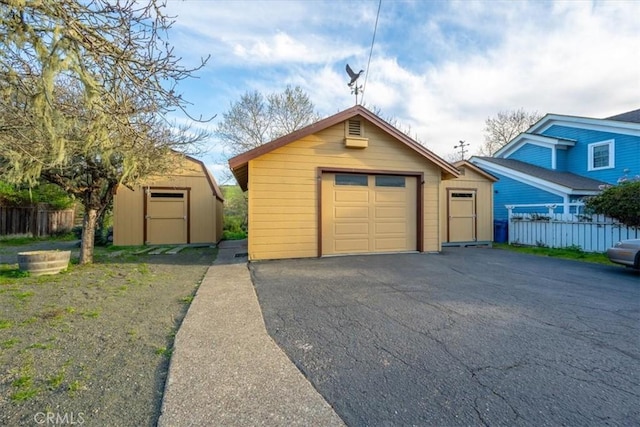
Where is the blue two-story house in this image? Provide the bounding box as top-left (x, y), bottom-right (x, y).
top-left (471, 109), bottom-right (640, 220)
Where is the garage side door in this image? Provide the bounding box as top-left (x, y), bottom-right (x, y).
top-left (447, 190), bottom-right (476, 242)
top-left (146, 190), bottom-right (188, 244)
top-left (322, 173), bottom-right (417, 255)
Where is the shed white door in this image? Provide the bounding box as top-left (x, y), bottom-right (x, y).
top-left (322, 173), bottom-right (417, 255)
top-left (447, 190), bottom-right (476, 242)
top-left (146, 190), bottom-right (188, 244)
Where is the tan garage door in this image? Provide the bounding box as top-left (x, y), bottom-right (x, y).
top-left (322, 173), bottom-right (417, 255)
top-left (145, 190), bottom-right (188, 244)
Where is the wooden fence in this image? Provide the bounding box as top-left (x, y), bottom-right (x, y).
top-left (0, 205), bottom-right (76, 237)
top-left (507, 204), bottom-right (639, 252)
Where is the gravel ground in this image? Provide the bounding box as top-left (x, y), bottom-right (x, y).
top-left (0, 240), bottom-right (216, 426)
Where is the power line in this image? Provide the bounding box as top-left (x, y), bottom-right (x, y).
top-left (360, 0), bottom-right (381, 105)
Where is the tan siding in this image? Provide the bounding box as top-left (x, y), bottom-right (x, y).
top-left (113, 186), bottom-right (144, 246)
top-left (247, 120), bottom-right (443, 260)
top-left (252, 206), bottom-right (316, 215)
top-left (215, 200), bottom-right (224, 242)
top-left (422, 183), bottom-right (440, 252)
top-left (252, 228), bottom-right (316, 238)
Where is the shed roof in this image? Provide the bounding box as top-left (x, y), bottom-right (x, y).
top-left (228, 105), bottom-right (460, 191)
top-left (452, 160), bottom-right (499, 182)
top-left (184, 154), bottom-right (224, 202)
top-left (473, 157), bottom-right (606, 191)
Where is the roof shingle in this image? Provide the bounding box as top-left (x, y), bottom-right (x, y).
top-left (473, 157), bottom-right (607, 191)
top-left (606, 109), bottom-right (640, 123)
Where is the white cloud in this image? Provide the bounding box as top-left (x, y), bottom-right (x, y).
top-left (231, 31), bottom-right (359, 65)
top-left (163, 0), bottom-right (640, 163)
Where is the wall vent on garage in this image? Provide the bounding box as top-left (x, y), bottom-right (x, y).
top-left (347, 119), bottom-right (363, 136)
top-left (344, 118), bottom-right (368, 148)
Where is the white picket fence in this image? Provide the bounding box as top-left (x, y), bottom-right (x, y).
top-left (506, 203), bottom-right (639, 252)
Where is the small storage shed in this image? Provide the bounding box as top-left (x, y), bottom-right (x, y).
top-left (229, 105), bottom-right (462, 261)
top-left (113, 154), bottom-right (224, 246)
top-left (440, 160), bottom-right (498, 246)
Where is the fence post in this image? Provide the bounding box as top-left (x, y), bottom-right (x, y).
top-left (506, 205), bottom-right (514, 244)
top-left (545, 204), bottom-right (556, 247)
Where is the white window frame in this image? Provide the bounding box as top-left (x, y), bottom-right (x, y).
top-left (587, 139), bottom-right (615, 171)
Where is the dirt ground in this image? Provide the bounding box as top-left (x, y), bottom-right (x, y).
top-left (0, 241), bottom-right (216, 426)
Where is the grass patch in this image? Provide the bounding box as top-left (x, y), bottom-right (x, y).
top-left (179, 295), bottom-right (194, 304)
top-left (46, 372), bottom-right (65, 390)
top-left (68, 380), bottom-right (84, 396)
top-left (10, 387), bottom-right (39, 402)
top-left (0, 319), bottom-right (13, 329)
top-left (80, 309), bottom-right (100, 319)
top-left (0, 266), bottom-right (30, 279)
top-left (137, 263), bottom-right (150, 275)
top-left (27, 342), bottom-right (54, 350)
top-left (0, 233), bottom-right (76, 246)
top-left (154, 346), bottom-right (172, 358)
top-left (495, 243), bottom-right (614, 264)
top-left (12, 290), bottom-right (34, 302)
top-left (2, 338), bottom-right (20, 349)
top-left (9, 359), bottom-right (40, 402)
top-left (21, 316), bottom-right (37, 325)
top-left (222, 230), bottom-right (247, 240)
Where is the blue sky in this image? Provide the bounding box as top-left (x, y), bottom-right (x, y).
top-left (163, 0), bottom-right (640, 184)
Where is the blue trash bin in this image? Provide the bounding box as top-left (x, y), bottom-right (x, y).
top-left (494, 220), bottom-right (508, 243)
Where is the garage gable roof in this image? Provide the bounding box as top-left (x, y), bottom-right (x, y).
top-left (229, 105), bottom-right (460, 190)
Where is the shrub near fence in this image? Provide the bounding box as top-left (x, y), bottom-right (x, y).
top-left (507, 204), bottom-right (640, 253)
top-left (0, 205), bottom-right (75, 237)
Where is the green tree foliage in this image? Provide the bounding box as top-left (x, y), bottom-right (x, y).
top-left (216, 85), bottom-right (321, 157)
top-left (0, 181), bottom-right (74, 210)
top-left (479, 109), bottom-right (543, 156)
top-left (585, 181), bottom-right (640, 227)
top-left (0, 0), bottom-right (209, 263)
top-left (221, 185), bottom-right (247, 239)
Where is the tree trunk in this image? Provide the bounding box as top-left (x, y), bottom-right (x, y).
top-left (79, 208), bottom-right (98, 264)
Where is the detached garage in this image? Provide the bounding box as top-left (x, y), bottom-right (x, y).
top-left (229, 105), bottom-right (462, 261)
top-left (113, 154), bottom-right (224, 246)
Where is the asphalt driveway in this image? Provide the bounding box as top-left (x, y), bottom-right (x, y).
top-left (251, 248), bottom-right (639, 426)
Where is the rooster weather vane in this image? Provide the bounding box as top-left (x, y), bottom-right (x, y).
top-left (345, 64), bottom-right (364, 104)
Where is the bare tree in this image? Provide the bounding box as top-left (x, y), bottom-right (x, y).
top-left (0, 0), bottom-right (209, 263)
top-left (361, 103), bottom-right (419, 142)
top-left (217, 85), bottom-right (320, 157)
top-left (479, 108), bottom-right (543, 156)
top-left (444, 152), bottom-right (464, 163)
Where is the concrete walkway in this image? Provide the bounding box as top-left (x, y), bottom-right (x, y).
top-left (157, 240), bottom-right (344, 426)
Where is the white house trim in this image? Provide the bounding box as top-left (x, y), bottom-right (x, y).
top-left (530, 114), bottom-right (640, 137)
top-left (496, 115), bottom-right (640, 161)
top-left (587, 139), bottom-right (615, 171)
top-left (495, 133), bottom-right (576, 158)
